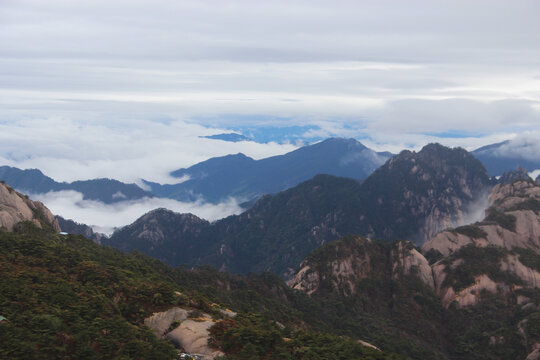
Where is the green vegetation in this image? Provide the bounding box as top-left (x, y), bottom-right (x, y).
top-left (508, 198), bottom-right (540, 213)
top-left (526, 312), bottom-right (540, 342)
top-left (0, 224), bottom-right (179, 359)
top-left (445, 295), bottom-right (527, 359)
top-left (0, 223), bottom-right (406, 359)
top-left (424, 248), bottom-right (444, 264)
top-left (513, 247), bottom-right (540, 272)
top-left (442, 245), bottom-right (522, 291)
top-left (3, 216), bottom-right (539, 359)
top-left (483, 208), bottom-right (516, 232)
top-left (452, 225), bottom-right (487, 239)
top-left (210, 314), bottom-right (404, 360)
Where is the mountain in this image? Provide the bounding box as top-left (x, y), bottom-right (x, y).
top-left (422, 178), bottom-right (540, 308)
top-left (107, 143), bottom-right (491, 278)
top-left (144, 138), bottom-right (392, 203)
top-left (0, 181), bottom-right (59, 232)
top-left (472, 139), bottom-right (540, 176)
top-left (289, 178), bottom-right (540, 359)
top-left (0, 166), bottom-right (153, 203)
top-left (7, 160), bottom-right (540, 359)
top-left (360, 143), bottom-right (491, 242)
top-left (200, 133), bottom-right (253, 142)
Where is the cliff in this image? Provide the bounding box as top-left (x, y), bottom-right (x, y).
top-left (0, 181), bottom-right (59, 232)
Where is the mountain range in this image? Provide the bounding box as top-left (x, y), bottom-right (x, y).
top-left (0, 166), bottom-right (152, 204)
top-left (472, 139), bottom-right (540, 176)
top-left (2, 137), bottom-right (537, 209)
top-left (105, 143), bottom-right (491, 278)
top-left (3, 172), bottom-right (540, 359)
top-left (144, 138), bottom-right (392, 203)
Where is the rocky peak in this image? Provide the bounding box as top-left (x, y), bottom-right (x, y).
top-left (391, 241), bottom-right (434, 288)
top-left (360, 143), bottom-right (491, 242)
top-left (287, 236), bottom-right (382, 297)
top-left (0, 181), bottom-right (59, 231)
top-left (288, 236), bottom-right (436, 297)
top-left (422, 179), bottom-right (540, 307)
top-left (497, 165), bottom-right (533, 185)
top-left (290, 179), bottom-right (540, 310)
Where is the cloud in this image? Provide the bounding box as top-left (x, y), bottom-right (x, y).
top-left (493, 132), bottom-right (540, 161)
top-left (366, 99), bottom-right (540, 134)
top-left (32, 190), bottom-right (243, 235)
top-left (0, 0), bottom-right (539, 181)
top-left (0, 117), bottom-right (297, 183)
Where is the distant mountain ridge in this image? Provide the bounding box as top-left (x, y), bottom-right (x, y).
top-left (0, 166), bottom-right (153, 204)
top-left (145, 138), bottom-right (392, 203)
top-left (200, 133), bottom-right (252, 142)
top-left (472, 139), bottom-right (540, 176)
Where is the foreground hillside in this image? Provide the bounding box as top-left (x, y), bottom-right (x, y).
top-left (0, 185), bottom-right (404, 359)
top-left (106, 143), bottom-right (491, 277)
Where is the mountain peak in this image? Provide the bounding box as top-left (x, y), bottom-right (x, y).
top-left (317, 137), bottom-right (367, 149)
top-left (361, 143), bottom-right (491, 242)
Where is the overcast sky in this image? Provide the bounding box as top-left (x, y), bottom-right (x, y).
top-left (1, 0), bottom-right (540, 227)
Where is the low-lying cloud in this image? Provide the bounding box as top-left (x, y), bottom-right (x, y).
top-left (32, 190), bottom-right (243, 235)
top-left (0, 117), bottom-right (297, 184)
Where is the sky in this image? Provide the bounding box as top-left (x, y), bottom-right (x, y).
top-left (1, 0), bottom-right (540, 229)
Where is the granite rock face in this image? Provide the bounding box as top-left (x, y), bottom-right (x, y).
top-left (292, 180), bottom-right (540, 310)
top-left (0, 182), bottom-right (59, 232)
top-left (144, 307), bottom-right (225, 359)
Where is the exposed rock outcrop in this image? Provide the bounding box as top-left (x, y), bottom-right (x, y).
top-left (360, 143), bottom-right (491, 243)
top-left (497, 166), bottom-right (532, 185)
top-left (391, 241), bottom-right (434, 288)
top-left (287, 237), bottom-right (379, 297)
top-left (166, 319), bottom-right (224, 359)
top-left (526, 345), bottom-right (540, 360)
top-left (421, 180), bottom-right (540, 307)
top-left (144, 307), bottom-right (224, 360)
top-left (0, 182), bottom-right (59, 231)
top-left (423, 180), bottom-right (540, 257)
top-left (292, 180), bottom-right (540, 310)
top-left (144, 307), bottom-right (189, 337)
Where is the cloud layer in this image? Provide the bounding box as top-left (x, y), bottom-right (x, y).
top-left (33, 190), bottom-right (243, 235)
top-left (1, 0), bottom-right (539, 180)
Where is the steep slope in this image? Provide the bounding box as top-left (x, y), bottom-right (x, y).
top-left (473, 139), bottom-right (540, 176)
top-left (288, 236), bottom-right (447, 359)
top-left (360, 143), bottom-right (491, 242)
top-left (422, 179), bottom-right (540, 307)
top-left (145, 138), bottom-right (391, 203)
top-left (107, 175), bottom-right (366, 277)
top-left (0, 181), bottom-right (59, 232)
top-left (0, 166), bottom-right (152, 203)
top-left (108, 143), bottom-right (489, 278)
